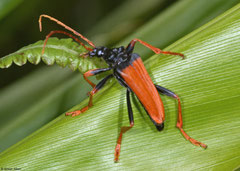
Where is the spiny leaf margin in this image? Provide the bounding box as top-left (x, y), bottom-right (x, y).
top-left (0, 38), bottom-right (106, 73)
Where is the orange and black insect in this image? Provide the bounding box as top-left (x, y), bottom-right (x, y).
top-left (39, 15), bottom-right (207, 162)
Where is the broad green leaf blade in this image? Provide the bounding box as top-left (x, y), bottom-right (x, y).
top-left (1, 3), bottom-right (240, 170)
top-left (0, 38), bottom-right (106, 73)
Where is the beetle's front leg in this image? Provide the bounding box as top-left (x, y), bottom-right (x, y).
top-left (66, 73), bottom-right (113, 117)
top-left (126, 38), bottom-right (184, 58)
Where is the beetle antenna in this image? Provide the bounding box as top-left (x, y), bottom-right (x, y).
top-left (41, 30), bottom-right (93, 56)
top-left (39, 14), bottom-right (96, 48)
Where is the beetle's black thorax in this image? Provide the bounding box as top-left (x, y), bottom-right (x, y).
top-left (88, 46), bottom-right (131, 68)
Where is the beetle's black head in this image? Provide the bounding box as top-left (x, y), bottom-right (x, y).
top-left (88, 46), bottom-right (130, 67)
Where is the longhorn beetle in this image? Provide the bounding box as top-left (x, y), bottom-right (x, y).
top-left (39, 14), bottom-right (207, 162)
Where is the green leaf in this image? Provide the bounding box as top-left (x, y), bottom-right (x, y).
top-left (0, 3), bottom-right (239, 170)
top-left (0, 38), bottom-right (106, 73)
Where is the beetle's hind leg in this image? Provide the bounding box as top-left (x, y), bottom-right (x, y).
top-left (155, 85), bottom-right (207, 149)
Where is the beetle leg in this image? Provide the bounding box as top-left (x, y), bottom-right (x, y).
top-left (114, 90), bottom-right (134, 162)
top-left (126, 38), bottom-right (184, 58)
top-left (155, 85), bottom-right (207, 149)
top-left (66, 74), bottom-right (113, 117)
top-left (83, 68), bottom-right (111, 88)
